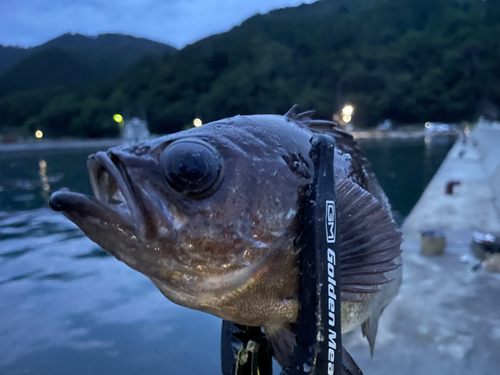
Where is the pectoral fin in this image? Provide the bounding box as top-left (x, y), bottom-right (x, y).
top-left (336, 178), bottom-right (402, 302)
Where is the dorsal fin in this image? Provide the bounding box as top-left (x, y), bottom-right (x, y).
top-left (284, 104), bottom-right (300, 119)
top-left (284, 104), bottom-right (339, 130)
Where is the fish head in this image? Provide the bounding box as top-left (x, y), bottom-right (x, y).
top-left (50, 114), bottom-right (316, 325)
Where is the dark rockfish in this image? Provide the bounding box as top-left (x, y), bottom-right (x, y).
top-left (50, 106), bottom-right (402, 373)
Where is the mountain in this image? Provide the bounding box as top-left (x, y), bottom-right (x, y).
top-left (0, 33), bottom-right (177, 94)
top-left (0, 46), bottom-right (31, 74)
top-left (105, 0), bottom-right (499, 134)
top-left (1, 0), bottom-right (500, 138)
top-left (38, 33), bottom-right (176, 69)
top-left (0, 48), bottom-right (108, 94)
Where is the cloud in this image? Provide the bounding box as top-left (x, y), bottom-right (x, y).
top-left (0, 0), bottom-right (315, 48)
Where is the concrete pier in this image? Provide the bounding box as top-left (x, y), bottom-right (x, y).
top-left (344, 123), bottom-right (500, 375)
top-left (403, 124), bottom-right (500, 240)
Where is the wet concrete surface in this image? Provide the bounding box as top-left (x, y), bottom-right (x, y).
top-left (344, 125), bottom-right (500, 375)
top-left (344, 234), bottom-right (500, 375)
top-left (403, 129), bottom-right (500, 240)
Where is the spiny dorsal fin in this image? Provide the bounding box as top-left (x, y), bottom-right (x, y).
top-left (284, 104), bottom-right (338, 130)
top-left (284, 104), bottom-right (300, 119)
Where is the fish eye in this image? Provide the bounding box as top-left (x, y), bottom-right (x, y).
top-left (160, 138), bottom-right (224, 198)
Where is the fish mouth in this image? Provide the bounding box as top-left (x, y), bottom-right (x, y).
top-left (88, 152), bottom-right (136, 219)
top-left (50, 151), bottom-right (148, 242)
top-left (87, 151), bottom-right (148, 240)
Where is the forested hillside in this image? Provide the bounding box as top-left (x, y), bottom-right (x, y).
top-left (0, 33), bottom-right (176, 96)
top-left (1, 0), bottom-right (499, 138)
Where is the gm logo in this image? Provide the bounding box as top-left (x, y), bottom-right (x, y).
top-left (325, 200), bottom-right (336, 243)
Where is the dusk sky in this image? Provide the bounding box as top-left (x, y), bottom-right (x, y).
top-left (1, 0), bottom-right (316, 48)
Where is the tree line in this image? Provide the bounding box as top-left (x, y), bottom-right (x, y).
top-left (1, 0), bottom-right (499, 138)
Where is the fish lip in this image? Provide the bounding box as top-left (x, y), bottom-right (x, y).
top-left (50, 189), bottom-right (134, 230)
top-left (87, 151), bottom-right (148, 242)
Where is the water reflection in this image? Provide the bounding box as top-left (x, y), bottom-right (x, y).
top-left (0, 147), bottom-right (94, 211)
top-left (424, 135), bottom-right (432, 148)
top-left (39, 159), bottom-right (51, 203)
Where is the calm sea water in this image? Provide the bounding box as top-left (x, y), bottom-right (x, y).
top-left (0, 136), bottom-right (455, 375)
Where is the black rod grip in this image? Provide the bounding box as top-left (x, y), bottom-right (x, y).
top-left (282, 133), bottom-right (342, 375)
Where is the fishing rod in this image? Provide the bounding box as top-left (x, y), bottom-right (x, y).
top-left (220, 133), bottom-right (342, 375)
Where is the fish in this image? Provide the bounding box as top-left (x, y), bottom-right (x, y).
top-left (49, 106), bottom-right (402, 374)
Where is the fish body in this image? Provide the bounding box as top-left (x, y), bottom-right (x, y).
top-left (50, 107), bottom-right (402, 372)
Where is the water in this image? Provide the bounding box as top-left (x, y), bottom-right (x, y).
top-left (0, 135), bottom-right (455, 375)
top-left (358, 135), bottom-right (456, 223)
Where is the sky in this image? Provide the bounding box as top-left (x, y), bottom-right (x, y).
top-left (0, 0), bottom-right (317, 49)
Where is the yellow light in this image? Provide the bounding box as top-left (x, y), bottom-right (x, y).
top-left (193, 118), bottom-right (202, 127)
top-left (35, 130), bottom-right (43, 139)
top-left (342, 105), bottom-right (354, 116)
top-left (113, 114), bottom-right (123, 123)
top-left (342, 115), bottom-right (352, 123)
